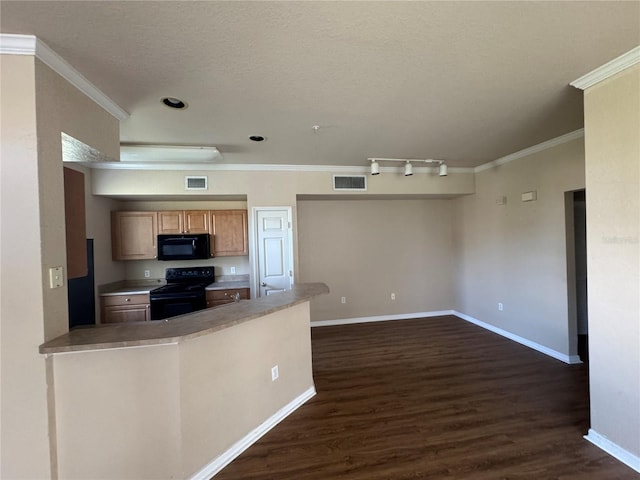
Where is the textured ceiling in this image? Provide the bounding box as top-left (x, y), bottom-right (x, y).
top-left (1, 1), bottom-right (639, 168)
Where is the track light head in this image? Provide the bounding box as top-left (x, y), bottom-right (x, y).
top-left (439, 162), bottom-right (448, 177)
top-left (370, 160), bottom-right (380, 175)
top-left (404, 161), bottom-right (413, 176)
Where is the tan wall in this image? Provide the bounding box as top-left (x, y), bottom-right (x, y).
top-left (53, 345), bottom-right (182, 479)
top-left (93, 167), bottom-right (474, 305)
top-left (34, 59), bottom-right (120, 340)
top-left (92, 168), bottom-right (475, 199)
top-left (297, 199), bottom-right (456, 321)
top-left (0, 55), bottom-right (120, 478)
top-left (583, 65), bottom-right (639, 457)
top-left (0, 54), bottom-right (52, 480)
top-left (51, 303), bottom-right (314, 479)
top-left (453, 138), bottom-right (585, 357)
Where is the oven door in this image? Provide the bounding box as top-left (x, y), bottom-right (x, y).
top-left (150, 292), bottom-right (207, 320)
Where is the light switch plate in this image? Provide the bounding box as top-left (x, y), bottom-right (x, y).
top-left (49, 266), bottom-right (64, 288)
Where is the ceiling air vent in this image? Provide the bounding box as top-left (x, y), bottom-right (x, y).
top-left (333, 175), bottom-right (367, 191)
top-left (185, 176), bottom-right (208, 190)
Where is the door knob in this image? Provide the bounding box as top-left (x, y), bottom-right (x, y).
top-left (261, 282), bottom-right (267, 287)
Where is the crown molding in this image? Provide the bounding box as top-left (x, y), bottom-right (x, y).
top-left (88, 161), bottom-right (475, 173)
top-left (0, 34), bottom-right (129, 121)
top-left (571, 46), bottom-right (640, 90)
top-left (474, 129), bottom-right (584, 173)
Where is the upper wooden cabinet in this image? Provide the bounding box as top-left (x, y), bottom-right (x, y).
top-left (210, 210), bottom-right (249, 257)
top-left (111, 211), bottom-right (158, 260)
top-left (158, 210), bottom-right (209, 234)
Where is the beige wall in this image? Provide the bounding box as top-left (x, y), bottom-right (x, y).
top-left (297, 199), bottom-right (456, 321)
top-left (1, 54), bottom-right (51, 480)
top-left (583, 65), bottom-right (639, 457)
top-left (93, 167), bottom-right (474, 297)
top-left (453, 138), bottom-right (585, 357)
top-left (0, 55), bottom-right (120, 478)
top-left (51, 303), bottom-right (314, 479)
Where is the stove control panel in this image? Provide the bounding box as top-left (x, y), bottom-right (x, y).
top-left (165, 267), bottom-right (215, 283)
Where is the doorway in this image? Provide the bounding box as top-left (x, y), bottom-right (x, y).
top-left (253, 207), bottom-right (294, 297)
top-left (566, 189), bottom-right (588, 362)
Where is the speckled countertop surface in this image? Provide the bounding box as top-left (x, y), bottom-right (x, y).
top-left (205, 281), bottom-right (250, 291)
top-left (100, 276), bottom-right (250, 295)
top-left (41, 283), bottom-right (329, 354)
top-left (99, 280), bottom-right (165, 296)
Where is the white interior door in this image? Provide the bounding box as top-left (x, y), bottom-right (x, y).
top-left (255, 208), bottom-right (293, 297)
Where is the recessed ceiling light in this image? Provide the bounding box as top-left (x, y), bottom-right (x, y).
top-left (161, 97), bottom-right (188, 109)
top-left (249, 135), bottom-right (266, 142)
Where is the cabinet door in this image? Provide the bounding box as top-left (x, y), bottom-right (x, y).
top-left (103, 304), bottom-right (150, 324)
top-left (210, 210), bottom-right (248, 256)
top-left (206, 288), bottom-right (250, 307)
top-left (184, 210), bottom-right (209, 233)
top-left (111, 212), bottom-right (158, 260)
top-left (157, 211), bottom-right (184, 234)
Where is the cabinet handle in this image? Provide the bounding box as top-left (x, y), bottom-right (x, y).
top-left (125, 298), bottom-right (131, 302)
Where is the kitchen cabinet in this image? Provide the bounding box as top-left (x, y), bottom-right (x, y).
top-left (111, 211), bottom-right (158, 260)
top-left (210, 210), bottom-right (248, 257)
top-left (101, 293), bottom-right (150, 324)
top-left (158, 210), bottom-right (209, 234)
top-left (206, 288), bottom-right (250, 308)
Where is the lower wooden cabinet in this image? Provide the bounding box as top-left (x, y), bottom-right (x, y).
top-left (101, 294), bottom-right (150, 324)
top-left (206, 288), bottom-right (250, 308)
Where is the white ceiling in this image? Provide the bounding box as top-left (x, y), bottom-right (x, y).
top-left (1, 1), bottom-right (639, 168)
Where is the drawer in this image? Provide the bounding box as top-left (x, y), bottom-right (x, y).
top-left (206, 288), bottom-right (250, 301)
top-left (101, 293), bottom-right (150, 306)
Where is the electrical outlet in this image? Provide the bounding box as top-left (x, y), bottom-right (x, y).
top-left (341, 296), bottom-right (346, 304)
top-left (498, 302), bottom-right (504, 311)
top-left (230, 266), bottom-right (236, 274)
top-left (391, 293), bottom-right (396, 300)
top-left (144, 270), bottom-right (150, 278)
top-left (271, 365), bottom-right (279, 381)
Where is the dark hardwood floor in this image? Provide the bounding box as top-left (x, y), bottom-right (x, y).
top-left (215, 316), bottom-right (638, 479)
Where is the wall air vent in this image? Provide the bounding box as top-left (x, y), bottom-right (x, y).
top-left (333, 175), bottom-right (367, 191)
top-left (185, 176), bottom-right (208, 190)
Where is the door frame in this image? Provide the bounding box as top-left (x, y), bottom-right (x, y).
top-left (250, 206), bottom-right (294, 298)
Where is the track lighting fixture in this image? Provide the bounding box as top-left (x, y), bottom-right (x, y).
top-left (367, 158), bottom-right (448, 177)
top-left (370, 159), bottom-right (380, 175)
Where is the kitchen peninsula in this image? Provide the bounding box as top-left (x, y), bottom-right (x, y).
top-left (40, 283), bottom-right (328, 479)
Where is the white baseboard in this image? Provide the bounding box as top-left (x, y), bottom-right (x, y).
top-left (585, 429), bottom-right (640, 473)
top-left (312, 310), bottom-right (581, 365)
top-left (190, 386), bottom-right (316, 480)
top-left (452, 311), bottom-right (582, 365)
top-left (311, 310), bottom-right (454, 327)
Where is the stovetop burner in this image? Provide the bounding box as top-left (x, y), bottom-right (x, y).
top-left (149, 267), bottom-right (215, 320)
top-left (150, 267), bottom-right (214, 301)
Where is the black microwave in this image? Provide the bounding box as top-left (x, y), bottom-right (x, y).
top-left (157, 234), bottom-right (210, 261)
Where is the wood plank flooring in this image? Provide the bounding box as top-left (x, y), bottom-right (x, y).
top-left (214, 316), bottom-right (638, 479)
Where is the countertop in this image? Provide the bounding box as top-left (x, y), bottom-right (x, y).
top-left (41, 283), bottom-right (329, 354)
top-left (100, 278), bottom-right (250, 296)
top-left (205, 281), bottom-right (250, 291)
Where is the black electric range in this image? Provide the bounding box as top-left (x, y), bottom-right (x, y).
top-left (150, 267), bottom-right (214, 320)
